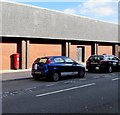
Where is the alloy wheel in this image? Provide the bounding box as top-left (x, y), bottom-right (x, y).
top-left (52, 72), bottom-right (59, 82)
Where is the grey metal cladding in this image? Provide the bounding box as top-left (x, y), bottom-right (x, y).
top-left (1, 1), bottom-right (118, 43)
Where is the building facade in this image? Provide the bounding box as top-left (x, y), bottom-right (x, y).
top-left (0, 1), bottom-right (120, 70)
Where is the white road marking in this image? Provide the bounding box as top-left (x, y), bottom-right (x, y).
top-left (36, 83), bottom-right (95, 97)
top-left (112, 78), bottom-right (120, 81)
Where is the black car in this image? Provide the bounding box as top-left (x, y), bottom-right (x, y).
top-left (31, 56), bottom-right (85, 81)
top-left (86, 54), bottom-right (120, 73)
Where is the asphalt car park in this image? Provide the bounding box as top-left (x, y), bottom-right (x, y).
top-left (2, 71), bottom-right (119, 93)
top-left (2, 71), bottom-right (119, 113)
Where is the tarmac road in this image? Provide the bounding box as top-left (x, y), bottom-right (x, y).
top-left (2, 72), bottom-right (120, 113)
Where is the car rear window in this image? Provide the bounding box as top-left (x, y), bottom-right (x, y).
top-left (34, 58), bottom-right (48, 63)
top-left (89, 56), bottom-right (104, 61)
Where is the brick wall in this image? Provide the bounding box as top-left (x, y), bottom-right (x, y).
top-left (1, 42), bottom-right (118, 70)
top-left (98, 46), bottom-right (112, 55)
top-left (70, 45), bottom-right (77, 60)
top-left (30, 44), bottom-right (61, 67)
top-left (1, 43), bottom-right (17, 70)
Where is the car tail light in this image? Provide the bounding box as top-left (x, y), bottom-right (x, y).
top-left (47, 59), bottom-right (51, 64)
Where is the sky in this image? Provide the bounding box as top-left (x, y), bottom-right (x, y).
top-left (8, 0), bottom-right (119, 24)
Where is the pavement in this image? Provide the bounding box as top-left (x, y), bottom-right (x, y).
top-left (0, 69), bottom-right (31, 74)
top-left (1, 69), bottom-right (32, 81)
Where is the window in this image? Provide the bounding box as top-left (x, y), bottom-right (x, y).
top-left (114, 57), bottom-right (119, 60)
top-left (39, 58), bottom-right (48, 63)
top-left (105, 56), bottom-right (114, 60)
top-left (54, 58), bottom-right (64, 63)
top-left (34, 58), bottom-right (48, 63)
top-left (64, 57), bottom-right (74, 63)
top-left (89, 56), bottom-right (104, 61)
top-left (104, 56), bottom-right (110, 60)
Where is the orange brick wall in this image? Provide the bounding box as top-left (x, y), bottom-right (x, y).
top-left (118, 46), bottom-right (120, 58)
top-left (29, 44), bottom-right (115, 68)
top-left (30, 44), bottom-right (61, 67)
top-left (1, 42), bottom-right (119, 70)
top-left (1, 43), bottom-right (17, 70)
top-left (70, 45), bottom-right (77, 60)
top-left (98, 46), bottom-right (112, 55)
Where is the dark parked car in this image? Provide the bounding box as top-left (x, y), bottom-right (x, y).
top-left (86, 54), bottom-right (120, 73)
top-left (31, 56), bottom-right (85, 81)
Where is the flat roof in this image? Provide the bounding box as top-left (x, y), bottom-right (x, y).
top-left (1, 1), bottom-right (118, 43)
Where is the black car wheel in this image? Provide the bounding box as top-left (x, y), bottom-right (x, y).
top-left (108, 66), bottom-right (112, 73)
top-left (78, 69), bottom-right (85, 78)
top-left (51, 72), bottom-right (60, 82)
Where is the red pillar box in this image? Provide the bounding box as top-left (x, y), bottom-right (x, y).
top-left (13, 53), bottom-right (20, 69)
